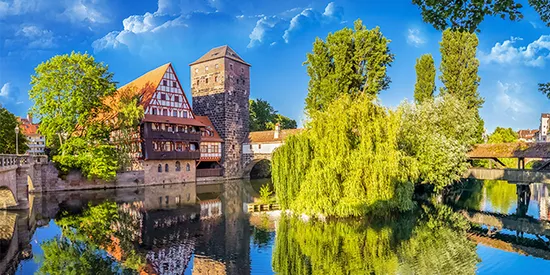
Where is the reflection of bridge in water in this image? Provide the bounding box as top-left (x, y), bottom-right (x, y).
top-left (0, 180), bottom-right (256, 274)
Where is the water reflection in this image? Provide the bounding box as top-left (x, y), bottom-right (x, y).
top-left (3, 179), bottom-right (550, 274)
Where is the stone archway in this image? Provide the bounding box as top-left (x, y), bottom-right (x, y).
top-left (0, 187), bottom-right (17, 210)
top-left (242, 154), bottom-right (272, 179)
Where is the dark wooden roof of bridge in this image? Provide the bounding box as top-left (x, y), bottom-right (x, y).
top-left (468, 142), bottom-right (550, 158)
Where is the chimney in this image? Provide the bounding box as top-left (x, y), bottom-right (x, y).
top-left (27, 113), bottom-right (32, 123)
top-left (274, 123), bottom-right (280, 139)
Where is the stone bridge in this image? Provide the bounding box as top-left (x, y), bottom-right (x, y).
top-left (0, 155), bottom-right (47, 210)
top-left (242, 153), bottom-right (272, 179)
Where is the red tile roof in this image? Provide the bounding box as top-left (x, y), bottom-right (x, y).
top-left (118, 63), bottom-right (171, 109)
top-left (195, 116), bottom-right (223, 142)
top-left (18, 118), bottom-right (40, 136)
top-left (518, 129), bottom-right (538, 139)
top-left (247, 128), bottom-right (303, 144)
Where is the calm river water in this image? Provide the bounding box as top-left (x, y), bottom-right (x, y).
top-left (2, 179), bottom-right (550, 274)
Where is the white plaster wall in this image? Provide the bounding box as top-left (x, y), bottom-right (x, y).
top-left (242, 143), bottom-right (281, 154)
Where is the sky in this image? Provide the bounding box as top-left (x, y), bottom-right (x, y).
top-left (0, 0), bottom-right (549, 133)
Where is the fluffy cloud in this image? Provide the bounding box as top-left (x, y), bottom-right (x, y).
top-left (60, 0), bottom-right (109, 24)
top-left (16, 25), bottom-right (55, 48)
top-left (494, 81), bottom-right (531, 120)
top-left (0, 83), bottom-right (10, 97)
top-left (479, 36), bottom-right (550, 67)
top-left (0, 0), bottom-right (108, 24)
top-left (248, 2), bottom-right (344, 47)
top-left (406, 28), bottom-right (425, 47)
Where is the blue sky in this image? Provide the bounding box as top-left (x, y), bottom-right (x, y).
top-left (0, 0), bottom-right (549, 132)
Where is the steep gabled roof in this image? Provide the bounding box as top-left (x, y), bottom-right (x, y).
top-left (189, 45), bottom-right (250, 66)
top-left (118, 63), bottom-right (171, 108)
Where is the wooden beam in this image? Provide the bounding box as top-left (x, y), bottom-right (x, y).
top-left (492, 158), bottom-right (507, 168)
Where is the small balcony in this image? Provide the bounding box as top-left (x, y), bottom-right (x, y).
top-left (142, 123), bottom-right (201, 142)
top-left (197, 168), bottom-right (224, 178)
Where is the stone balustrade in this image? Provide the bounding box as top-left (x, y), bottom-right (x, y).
top-left (0, 154), bottom-right (47, 168)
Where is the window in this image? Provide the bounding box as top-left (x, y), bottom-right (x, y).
top-left (159, 197), bottom-right (163, 207)
top-left (232, 144), bottom-right (235, 150)
top-left (215, 76), bottom-right (218, 82)
top-left (241, 68), bottom-right (244, 73)
top-left (175, 161), bottom-right (181, 171)
top-left (163, 80), bottom-right (167, 86)
top-left (173, 110), bottom-right (178, 117)
top-left (172, 81), bottom-right (177, 88)
top-left (196, 80), bottom-right (199, 86)
top-left (249, 144), bottom-right (252, 149)
top-left (230, 63), bottom-right (233, 70)
top-left (178, 126), bottom-right (184, 132)
top-left (201, 145), bottom-right (207, 152)
top-left (195, 68), bottom-right (199, 73)
top-left (186, 163), bottom-right (190, 172)
top-left (165, 196), bottom-right (169, 205)
top-left (158, 164), bottom-right (162, 172)
top-left (152, 108), bottom-right (157, 115)
top-left (175, 96), bottom-right (179, 103)
top-left (205, 66), bottom-right (209, 71)
top-left (165, 164), bottom-right (169, 172)
top-left (206, 78), bottom-right (209, 84)
top-left (258, 144), bottom-right (262, 149)
top-left (161, 94), bottom-right (167, 100)
top-left (163, 109), bottom-right (168, 116)
top-left (183, 111), bottom-right (188, 118)
top-left (175, 195), bottom-right (181, 205)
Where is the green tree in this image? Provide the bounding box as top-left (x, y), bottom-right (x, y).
top-left (29, 52), bottom-right (143, 180)
top-left (412, 0), bottom-right (549, 33)
top-left (414, 54), bottom-right (436, 104)
top-left (0, 107), bottom-right (28, 154)
top-left (250, 99), bottom-right (297, 131)
top-left (304, 19), bottom-right (394, 114)
top-left (399, 95), bottom-right (479, 191)
top-left (439, 29), bottom-right (485, 141)
top-left (487, 127), bottom-right (518, 143)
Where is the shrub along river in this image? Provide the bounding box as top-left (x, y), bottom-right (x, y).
top-left (2, 179), bottom-right (550, 274)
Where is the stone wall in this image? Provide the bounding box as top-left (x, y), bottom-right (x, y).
top-left (143, 160), bottom-right (195, 185)
top-left (0, 168), bottom-right (17, 208)
top-left (191, 53), bottom-right (250, 179)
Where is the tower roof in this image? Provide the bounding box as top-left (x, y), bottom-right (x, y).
top-left (190, 45), bottom-right (250, 66)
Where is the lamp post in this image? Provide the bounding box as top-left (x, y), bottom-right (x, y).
top-left (15, 126), bottom-right (19, 155)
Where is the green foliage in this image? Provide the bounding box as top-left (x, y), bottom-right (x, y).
top-left (439, 29), bottom-right (484, 141)
top-left (487, 127), bottom-right (518, 143)
top-left (484, 180), bottom-right (517, 213)
top-left (29, 52), bottom-right (143, 180)
top-left (0, 107), bottom-right (28, 154)
top-left (259, 184), bottom-right (274, 204)
top-left (412, 0), bottom-right (546, 32)
top-left (273, 93), bottom-right (416, 217)
top-left (414, 54), bottom-right (436, 104)
top-left (399, 95), bottom-right (479, 191)
top-left (250, 99), bottom-right (297, 131)
top-left (304, 19), bottom-right (394, 114)
top-left (273, 204), bottom-right (478, 275)
top-left (38, 238), bottom-right (134, 275)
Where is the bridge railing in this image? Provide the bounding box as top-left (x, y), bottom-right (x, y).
top-left (0, 154), bottom-right (48, 168)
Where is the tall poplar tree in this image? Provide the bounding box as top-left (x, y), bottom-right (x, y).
top-left (413, 54), bottom-right (436, 104)
top-left (439, 29), bottom-right (484, 141)
top-left (304, 19), bottom-right (394, 114)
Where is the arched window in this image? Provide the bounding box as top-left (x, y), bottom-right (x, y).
top-left (165, 164), bottom-right (169, 172)
top-left (186, 163), bottom-right (191, 172)
top-left (158, 164), bottom-right (162, 173)
top-left (176, 161), bottom-right (181, 171)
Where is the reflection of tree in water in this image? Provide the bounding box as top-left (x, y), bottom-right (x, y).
top-left (484, 180), bottom-right (517, 213)
top-left (273, 204), bottom-right (478, 275)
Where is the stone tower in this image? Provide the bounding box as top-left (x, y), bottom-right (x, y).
top-left (190, 46), bottom-right (250, 178)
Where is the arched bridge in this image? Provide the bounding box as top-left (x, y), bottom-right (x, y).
top-left (0, 155), bottom-right (47, 210)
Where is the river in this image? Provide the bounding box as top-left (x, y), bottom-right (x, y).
top-left (1, 179), bottom-right (550, 274)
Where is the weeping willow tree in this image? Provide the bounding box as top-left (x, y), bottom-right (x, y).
top-left (273, 204), bottom-right (478, 275)
top-left (272, 93), bottom-right (417, 217)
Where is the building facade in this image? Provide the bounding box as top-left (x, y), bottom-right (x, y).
top-left (19, 114), bottom-right (45, 155)
top-left (518, 129), bottom-right (539, 142)
top-left (190, 46), bottom-right (251, 178)
top-left (540, 113), bottom-right (550, 141)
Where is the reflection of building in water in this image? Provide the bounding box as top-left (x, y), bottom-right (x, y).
top-left (0, 211), bottom-right (33, 275)
top-left (533, 184), bottom-right (550, 221)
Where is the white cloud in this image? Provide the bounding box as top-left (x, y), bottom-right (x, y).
top-left (16, 25), bottom-right (55, 48)
top-left (323, 2), bottom-right (343, 20)
top-left (494, 81), bottom-right (531, 120)
top-left (248, 15), bottom-right (281, 48)
top-left (406, 28), bottom-right (425, 47)
top-left (282, 2), bottom-right (342, 44)
top-left (61, 0), bottom-right (108, 24)
top-left (0, 83), bottom-right (11, 97)
top-left (479, 35), bottom-right (550, 67)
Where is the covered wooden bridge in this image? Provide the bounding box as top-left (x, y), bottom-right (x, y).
top-left (468, 142), bottom-right (550, 170)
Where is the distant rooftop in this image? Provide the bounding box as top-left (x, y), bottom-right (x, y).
top-left (190, 45), bottom-right (250, 66)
